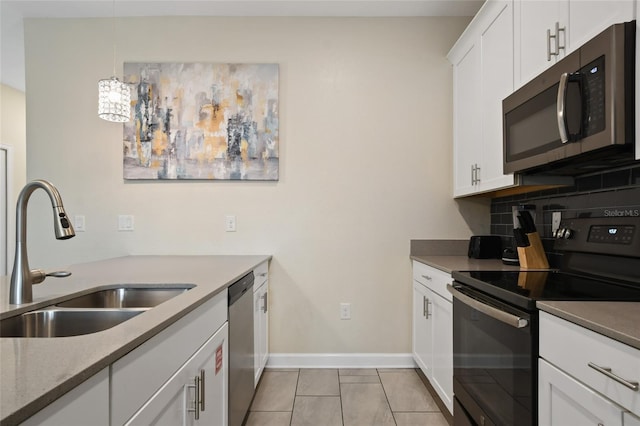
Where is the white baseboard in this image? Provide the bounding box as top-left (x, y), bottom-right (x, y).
top-left (266, 353), bottom-right (417, 369)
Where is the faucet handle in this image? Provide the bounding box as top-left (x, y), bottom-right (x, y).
top-left (30, 269), bottom-right (72, 285)
top-left (46, 271), bottom-right (72, 278)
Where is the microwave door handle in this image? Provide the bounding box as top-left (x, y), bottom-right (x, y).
top-left (447, 284), bottom-right (529, 329)
top-left (557, 72), bottom-right (570, 143)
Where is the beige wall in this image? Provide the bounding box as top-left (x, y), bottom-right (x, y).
top-left (1, 83), bottom-right (27, 274)
top-left (23, 16), bottom-right (486, 354)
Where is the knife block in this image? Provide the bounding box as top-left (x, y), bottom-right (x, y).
top-left (516, 232), bottom-right (549, 269)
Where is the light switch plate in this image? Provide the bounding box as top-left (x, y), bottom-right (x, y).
top-left (225, 215), bottom-right (236, 232)
top-left (118, 215), bottom-right (135, 231)
top-left (74, 215), bottom-right (86, 232)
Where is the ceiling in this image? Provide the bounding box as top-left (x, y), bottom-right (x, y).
top-left (0, 0), bottom-right (484, 91)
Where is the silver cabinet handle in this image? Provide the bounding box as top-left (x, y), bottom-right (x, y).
top-left (421, 274), bottom-right (432, 281)
top-left (200, 369), bottom-right (205, 412)
top-left (588, 362), bottom-right (639, 391)
top-left (425, 298), bottom-right (432, 319)
top-left (188, 370), bottom-right (206, 419)
top-left (188, 375), bottom-right (201, 420)
top-left (475, 165), bottom-right (480, 184)
top-left (555, 22), bottom-right (565, 55)
top-left (262, 292), bottom-right (268, 313)
top-left (423, 295), bottom-right (427, 317)
top-left (547, 22), bottom-right (565, 61)
top-left (447, 284), bottom-right (529, 329)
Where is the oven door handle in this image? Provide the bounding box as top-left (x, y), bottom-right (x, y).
top-left (447, 284), bottom-right (529, 329)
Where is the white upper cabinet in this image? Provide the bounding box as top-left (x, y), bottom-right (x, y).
top-left (449, 0), bottom-right (515, 197)
top-left (449, 0), bottom-right (636, 197)
top-left (567, 1), bottom-right (635, 53)
top-left (514, 0), bottom-right (567, 87)
top-left (451, 39), bottom-right (481, 196)
top-left (514, 0), bottom-right (635, 88)
top-left (478, 1), bottom-right (515, 193)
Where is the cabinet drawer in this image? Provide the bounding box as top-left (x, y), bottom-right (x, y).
top-left (412, 261), bottom-right (452, 301)
top-left (540, 311), bottom-right (640, 417)
top-left (111, 290), bottom-right (228, 425)
top-left (253, 261), bottom-right (269, 289)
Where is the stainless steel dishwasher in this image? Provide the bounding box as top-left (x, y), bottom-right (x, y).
top-left (228, 272), bottom-right (254, 426)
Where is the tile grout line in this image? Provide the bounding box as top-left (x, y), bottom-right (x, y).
top-left (339, 369), bottom-right (346, 426)
top-left (376, 368), bottom-right (399, 426)
top-left (288, 369), bottom-right (300, 426)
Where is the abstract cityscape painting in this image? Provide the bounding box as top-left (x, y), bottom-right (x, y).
top-left (123, 63), bottom-right (279, 180)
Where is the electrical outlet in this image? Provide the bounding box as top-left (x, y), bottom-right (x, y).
top-left (340, 303), bottom-right (351, 320)
top-left (552, 211), bottom-right (562, 234)
top-left (118, 215), bottom-right (135, 231)
top-left (225, 215), bottom-right (237, 232)
top-left (74, 215), bottom-right (86, 232)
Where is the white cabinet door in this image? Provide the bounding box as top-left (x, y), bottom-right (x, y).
top-left (567, 0), bottom-right (635, 52)
top-left (22, 368), bottom-right (109, 426)
top-left (429, 290), bottom-right (453, 414)
top-left (412, 281), bottom-right (432, 376)
top-left (514, 0), bottom-right (566, 87)
top-left (111, 291), bottom-right (228, 425)
top-left (539, 359), bottom-right (626, 426)
top-left (412, 261), bottom-right (453, 414)
top-left (626, 413), bottom-right (640, 426)
top-left (126, 323), bottom-right (229, 426)
top-left (450, 1), bottom-right (516, 196)
top-left (451, 40), bottom-right (481, 197)
top-left (478, 0), bottom-right (515, 193)
top-left (254, 280), bottom-right (269, 387)
top-left (516, 0), bottom-right (635, 88)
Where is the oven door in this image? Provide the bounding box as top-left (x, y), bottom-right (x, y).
top-left (448, 283), bottom-right (536, 426)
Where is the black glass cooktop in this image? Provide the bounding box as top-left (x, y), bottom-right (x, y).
top-left (452, 270), bottom-right (640, 311)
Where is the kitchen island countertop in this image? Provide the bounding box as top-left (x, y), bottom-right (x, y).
top-left (0, 255), bottom-right (271, 425)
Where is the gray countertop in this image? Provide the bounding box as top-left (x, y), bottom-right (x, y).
top-left (537, 301), bottom-right (640, 350)
top-left (410, 255), bottom-right (520, 274)
top-left (0, 255), bottom-right (271, 425)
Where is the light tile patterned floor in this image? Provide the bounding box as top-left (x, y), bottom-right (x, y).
top-left (246, 368), bottom-right (449, 426)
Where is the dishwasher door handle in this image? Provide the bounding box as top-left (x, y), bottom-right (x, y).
top-left (447, 284), bottom-right (529, 329)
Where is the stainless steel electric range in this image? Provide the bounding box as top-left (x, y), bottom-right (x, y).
top-left (449, 216), bottom-right (640, 426)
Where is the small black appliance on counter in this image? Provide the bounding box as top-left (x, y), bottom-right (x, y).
top-left (467, 235), bottom-right (502, 259)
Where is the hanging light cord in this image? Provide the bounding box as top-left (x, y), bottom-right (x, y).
top-left (111, 0), bottom-right (117, 77)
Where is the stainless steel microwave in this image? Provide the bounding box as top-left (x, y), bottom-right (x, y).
top-left (503, 21), bottom-right (636, 175)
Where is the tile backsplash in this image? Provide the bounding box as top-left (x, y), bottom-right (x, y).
top-left (490, 164), bottom-right (640, 267)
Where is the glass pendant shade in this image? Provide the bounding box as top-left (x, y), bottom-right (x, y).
top-left (98, 77), bottom-right (131, 122)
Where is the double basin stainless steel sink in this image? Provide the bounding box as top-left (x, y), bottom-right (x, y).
top-left (0, 286), bottom-right (194, 338)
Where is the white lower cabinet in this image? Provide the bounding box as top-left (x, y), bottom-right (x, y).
top-left (112, 290), bottom-right (228, 425)
top-left (539, 359), bottom-right (628, 426)
top-left (412, 261), bottom-right (453, 414)
top-left (125, 323), bottom-right (228, 425)
top-left (539, 311), bottom-right (640, 425)
top-left (21, 368), bottom-right (109, 426)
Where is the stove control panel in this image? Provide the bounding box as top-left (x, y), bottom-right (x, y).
top-left (587, 225), bottom-right (635, 244)
top-left (554, 217), bottom-right (640, 257)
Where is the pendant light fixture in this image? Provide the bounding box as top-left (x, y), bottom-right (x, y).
top-left (98, 0), bottom-right (131, 122)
